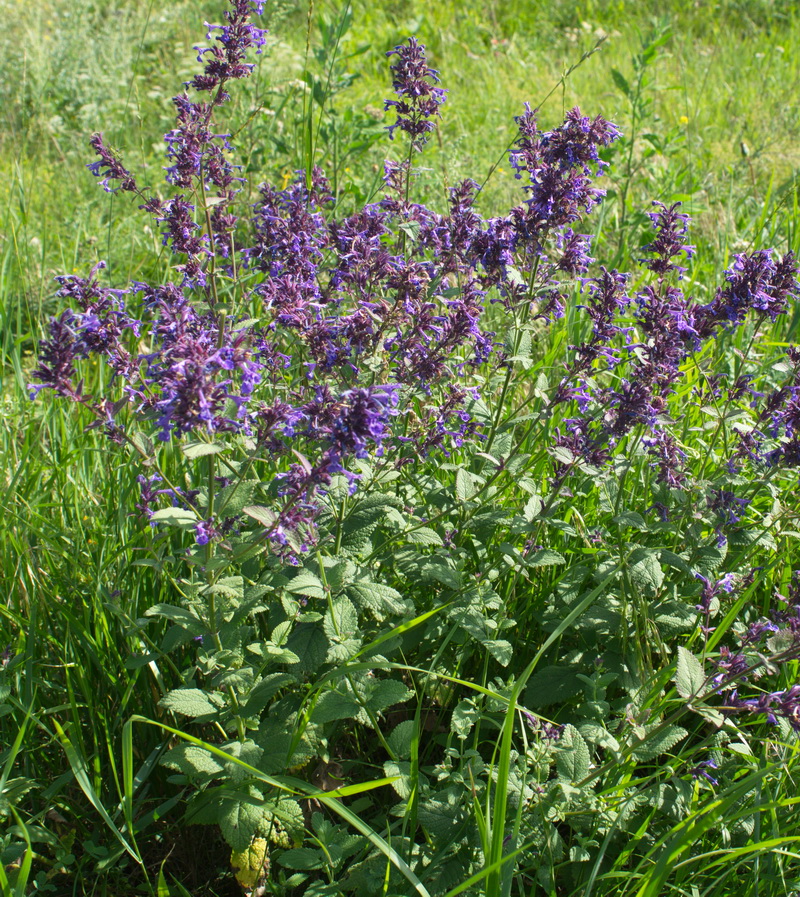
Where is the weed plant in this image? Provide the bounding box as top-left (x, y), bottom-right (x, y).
top-left (3, 2), bottom-right (800, 896)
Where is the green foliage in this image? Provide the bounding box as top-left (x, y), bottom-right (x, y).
top-left (3, 0), bottom-right (800, 895)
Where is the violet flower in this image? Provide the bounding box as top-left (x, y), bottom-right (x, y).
top-left (384, 37), bottom-right (447, 146)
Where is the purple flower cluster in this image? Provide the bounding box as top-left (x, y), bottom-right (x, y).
top-left (191, 0), bottom-right (267, 95)
top-left (384, 37), bottom-right (447, 145)
top-left (544, 199), bottom-right (800, 491)
top-left (38, 2), bottom-right (800, 568)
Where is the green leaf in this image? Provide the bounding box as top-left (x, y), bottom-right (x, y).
top-left (347, 580), bottom-right (408, 620)
top-left (286, 570), bottom-right (326, 600)
top-left (611, 67), bottom-right (631, 96)
top-left (555, 724), bottom-right (591, 782)
top-left (219, 797), bottom-right (266, 852)
top-left (388, 720), bottom-right (415, 759)
top-left (144, 604), bottom-right (204, 632)
top-left (278, 847), bottom-right (326, 871)
top-left (526, 548), bottom-right (565, 567)
top-left (150, 507), bottom-right (198, 528)
top-left (243, 505), bottom-right (278, 528)
top-left (201, 576), bottom-right (244, 599)
top-left (215, 480), bottom-right (258, 518)
top-left (523, 495), bottom-right (542, 522)
top-left (160, 688), bottom-right (223, 719)
top-left (451, 699), bottom-right (479, 739)
top-left (484, 639), bottom-right (513, 667)
top-left (613, 511), bottom-right (647, 530)
top-left (674, 647), bottom-right (707, 699)
top-left (628, 547), bottom-right (664, 592)
top-left (286, 625), bottom-right (329, 674)
top-left (455, 468), bottom-right (476, 501)
top-left (312, 690), bottom-right (361, 723)
top-left (383, 760), bottom-right (413, 799)
top-left (631, 725), bottom-right (688, 761)
top-left (405, 527), bottom-right (443, 547)
top-left (365, 679), bottom-right (411, 713)
top-left (182, 441), bottom-right (224, 459)
top-left (323, 597), bottom-right (359, 641)
top-left (162, 744), bottom-right (224, 778)
top-left (418, 789), bottom-right (465, 840)
top-left (221, 740), bottom-right (264, 784)
top-left (131, 430), bottom-right (154, 458)
top-left (418, 559), bottom-right (462, 589)
top-left (505, 265), bottom-right (526, 287)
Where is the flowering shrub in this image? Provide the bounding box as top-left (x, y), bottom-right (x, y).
top-left (30, 1), bottom-right (800, 894)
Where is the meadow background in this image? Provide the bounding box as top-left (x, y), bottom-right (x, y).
top-left (2, 0), bottom-right (800, 894)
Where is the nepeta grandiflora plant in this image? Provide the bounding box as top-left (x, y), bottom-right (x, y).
top-left (32, 0), bottom-right (800, 891)
top-left (31, 4), bottom-right (623, 576)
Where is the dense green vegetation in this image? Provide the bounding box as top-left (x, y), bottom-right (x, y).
top-left (2, 1), bottom-right (800, 895)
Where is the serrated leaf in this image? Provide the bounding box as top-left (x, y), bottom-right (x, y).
top-left (201, 575), bottom-right (244, 599)
top-left (131, 431), bottom-right (154, 457)
top-left (527, 548), bottom-right (565, 567)
top-left (628, 547), bottom-right (664, 592)
top-left (675, 647), bottom-right (706, 699)
top-left (144, 603), bottom-right (204, 632)
top-left (523, 494), bottom-right (542, 522)
top-left (286, 570), bottom-right (326, 600)
top-left (404, 527), bottom-right (443, 547)
top-left (365, 679), bottom-right (411, 713)
top-left (383, 760), bottom-right (413, 799)
top-left (505, 265), bottom-right (526, 287)
top-left (323, 597), bottom-right (358, 641)
top-left (347, 580), bottom-right (408, 620)
top-left (278, 847), bottom-right (326, 870)
top-left (631, 725), bottom-right (688, 761)
top-left (556, 724), bottom-right (591, 782)
top-left (242, 674), bottom-right (294, 717)
top-left (160, 688), bottom-right (222, 719)
top-left (220, 798), bottom-right (266, 852)
top-left (455, 468), bottom-right (476, 501)
top-left (161, 744), bottom-right (224, 778)
top-left (485, 639), bottom-right (513, 666)
top-left (182, 441), bottom-right (224, 459)
top-left (221, 740), bottom-right (264, 784)
top-left (312, 690), bottom-right (361, 723)
top-left (550, 445), bottom-right (575, 465)
top-left (150, 507), bottom-right (198, 528)
top-left (451, 699), bottom-right (479, 739)
top-left (613, 511), bottom-right (647, 530)
top-left (388, 720), bottom-right (415, 759)
top-left (243, 505), bottom-right (278, 528)
top-left (215, 480), bottom-right (258, 518)
top-left (286, 624), bottom-right (329, 673)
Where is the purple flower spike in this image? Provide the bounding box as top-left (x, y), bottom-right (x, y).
top-left (191, 0), bottom-right (268, 96)
top-left (384, 37), bottom-right (447, 146)
top-left (643, 201), bottom-right (695, 278)
top-left (328, 385), bottom-right (401, 470)
top-left (87, 134), bottom-right (137, 194)
top-left (195, 519), bottom-right (219, 545)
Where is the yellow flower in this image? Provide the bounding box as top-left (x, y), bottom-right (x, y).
top-left (679, 115), bottom-right (689, 126)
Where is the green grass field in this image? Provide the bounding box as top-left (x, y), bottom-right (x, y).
top-left (2, 1), bottom-right (800, 894)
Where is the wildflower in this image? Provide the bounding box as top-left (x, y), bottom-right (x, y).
top-left (642, 201), bottom-right (695, 278)
top-left (327, 385), bottom-right (401, 470)
top-left (384, 37), bottom-right (447, 146)
top-left (87, 134), bottom-right (137, 193)
top-left (191, 0), bottom-right (268, 96)
top-left (691, 759), bottom-right (718, 785)
top-left (195, 519), bottom-right (219, 545)
top-left (696, 250), bottom-right (800, 337)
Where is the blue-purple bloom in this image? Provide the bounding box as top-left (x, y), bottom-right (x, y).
top-left (384, 37), bottom-right (447, 145)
